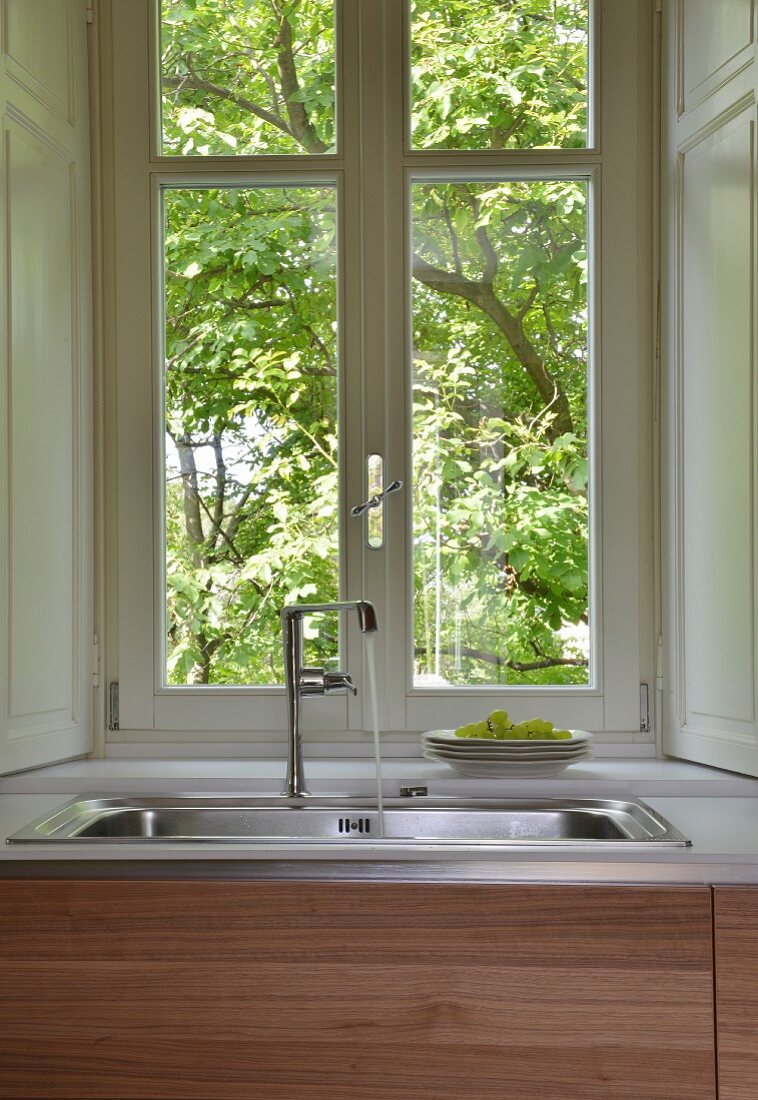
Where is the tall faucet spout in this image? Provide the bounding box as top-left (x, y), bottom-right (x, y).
top-left (356, 600), bottom-right (378, 634)
top-left (280, 600), bottom-right (378, 798)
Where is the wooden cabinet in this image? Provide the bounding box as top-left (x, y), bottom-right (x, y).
top-left (0, 881), bottom-right (714, 1099)
top-left (714, 887), bottom-right (758, 1098)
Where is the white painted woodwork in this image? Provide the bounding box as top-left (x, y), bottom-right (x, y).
top-left (8, 122), bottom-right (75, 720)
top-left (662, 2), bottom-right (758, 775)
top-left (106, 0), bottom-right (652, 741)
top-left (4, 0), bottom-right (73, 123)
top-left (0, 0), bottom-right (93, 771)
top-left (683, 113), bottom-right (754, 727)
top-left (680, 0), bottom-right (754, 114)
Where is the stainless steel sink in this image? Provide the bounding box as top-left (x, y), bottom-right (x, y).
top-left (7, 796), bottom-right (691, 847)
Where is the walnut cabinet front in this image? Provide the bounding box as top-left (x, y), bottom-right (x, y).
top-left (0, 881), bottom-right (716, 1099)
top-left (714, 886), bottom-right (758, 1099)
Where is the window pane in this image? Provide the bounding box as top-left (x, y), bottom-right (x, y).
top-left (410, 0), bottom-right (589, 151)
top-left (163, 185), bottom-right (338, 685)
top-left (366, 453), bottom-right (384, 550)
top-left (160, 1), bottom-right (336, 156)
top-left (411, 179), bottom-right (589, 686)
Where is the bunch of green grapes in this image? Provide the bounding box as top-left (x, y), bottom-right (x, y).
top-left (454, 710), bottom-right (572, 741)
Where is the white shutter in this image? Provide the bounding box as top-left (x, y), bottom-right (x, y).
top-left (0, 0), bottom-right (93, 771)
top-left (661, 0), bottom-right (758, 774)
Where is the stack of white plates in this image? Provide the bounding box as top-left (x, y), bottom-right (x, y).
top-left (422, 729), bottom-right (593, 777)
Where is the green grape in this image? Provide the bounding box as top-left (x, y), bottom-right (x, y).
top-left (507, 723), bottom-right (530, 740)
top-left (454, 715), bottom-right (571, 741)
top-left (455, 720), bottom-right (489, 739)
top-left (523, 717), bottom-right (554, 736)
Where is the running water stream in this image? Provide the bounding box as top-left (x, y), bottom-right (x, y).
top-left (363, 632), bottom-right (384, 838)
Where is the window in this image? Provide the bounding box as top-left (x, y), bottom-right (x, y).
top-left (106, 0), bottom-right (652, 740)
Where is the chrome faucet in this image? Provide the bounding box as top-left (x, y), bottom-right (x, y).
top-left (280, 601), bottom-right (378, 798)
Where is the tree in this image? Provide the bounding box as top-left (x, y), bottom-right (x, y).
top-left (159, 0), bottom-right (591, 687)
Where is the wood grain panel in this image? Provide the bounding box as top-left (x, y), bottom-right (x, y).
top-left (715, 886), bottom-right (758, 1097)
top-left (0, 882), bottom-right (715, 1100)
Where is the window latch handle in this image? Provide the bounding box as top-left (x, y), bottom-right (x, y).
top-left (350, 479), bottom-right (403, 518)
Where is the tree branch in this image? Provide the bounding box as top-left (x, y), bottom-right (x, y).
top-left (412, 254), bottom-right (573, 435)
top-left (163, 68), bottom-right (296, 143)
top-left (442, 202), bottom-right (463, 277)
top-left (415, 643), bottom-right (588, 671)
top-left (211, 433), bottom-right (227, 536)
top-left (171, 433), bottom-right (205, 561)
top-left (459, 190), bottom-right (499, 282)
top-left (274, 11), bottom-right (328, 153)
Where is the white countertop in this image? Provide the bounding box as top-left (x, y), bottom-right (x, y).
top-left (3, 756), bottom-right (758, 883)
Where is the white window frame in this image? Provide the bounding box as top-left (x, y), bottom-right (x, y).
top-left (102, 0), bottom-right (654, 745)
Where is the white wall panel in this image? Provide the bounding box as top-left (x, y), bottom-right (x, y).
top-left (7, 121), bottom-right (75, 723)
top-left (3, 0), bottom-right (73, 123)
top-left (681, 112), bottom-right (754, 728)
top-left (680, 0), bottom-right (753, 114)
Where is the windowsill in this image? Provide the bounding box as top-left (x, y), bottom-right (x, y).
top-left (102, 735), bottom-right (656, 756)
top-left (1, 755), bottom-right (755, 799)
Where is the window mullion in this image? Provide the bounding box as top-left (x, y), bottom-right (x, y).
top-left (352, 0), bottom-right (408, 732)
top-left (338, 0), bottom-right (367, 731)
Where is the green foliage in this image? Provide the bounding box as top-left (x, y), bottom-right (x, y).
top-left (411, 0), bottom-right (588, 150)
top-left (159, 0), bottom-right (591, 687)
top-left (163, 185), bottom-right (339, 683)
top-left (161, 0), bottom-right (335, 155)
top-left (412, 179), bottom-right (588, 684)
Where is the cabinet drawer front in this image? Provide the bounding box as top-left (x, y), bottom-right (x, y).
top-left (715, 886), bottom-right (758, 1099)
top-left (0, 881), bottom-right (715, 1099)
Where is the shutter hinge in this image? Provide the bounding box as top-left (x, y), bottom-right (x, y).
top-left (108, 682), bottom-right (120, 731)
top-left (640, 683), bottom-right (651, 732)
top-left (654, 0), bottom-right (663, 14)
top-left (85, 1), bottom-right (95, 25)
top-left (655, 634), bottom-right (664, 691)
top-left (91, 635), bottom-right (100, 689)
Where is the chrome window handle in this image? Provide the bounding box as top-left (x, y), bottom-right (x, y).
top-left (350, 479), bottom-right (403, 518)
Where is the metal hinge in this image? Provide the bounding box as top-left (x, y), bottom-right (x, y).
top-left (91, 635), bottom-right (100, 689)
top-left (654, 0), bottom-right (663, 14)
top-left (640, 683), bottom-right (651, 732)
top-left (108, 682), bottom-right (119, 731)
top-left (85, 1), bottom-right (94, 24)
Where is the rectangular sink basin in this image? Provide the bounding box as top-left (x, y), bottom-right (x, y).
top-left (7, 796), bottom-right (691, 847)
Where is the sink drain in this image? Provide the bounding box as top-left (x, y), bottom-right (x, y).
top-left (338, 816), bottom-right (371, 835)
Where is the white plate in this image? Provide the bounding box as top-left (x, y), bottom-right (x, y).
top-left (422, 738), bottom-right (590, 756)
top-left (422, 743), bottom-right (589, 761)
top-left (426, 748), bottom-right (589, 765)
top-left (422, 747), bottom-right (589, 760)
top-left (422, 751), bottom-right (591, 778)
top-left (422, 728), bottom-right (593, 750)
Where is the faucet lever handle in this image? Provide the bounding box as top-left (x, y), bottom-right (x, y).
top-left (324, 671), bottom-right (357, 696)
top-left (299, 667), bottom-right (326, 696)
top-left (299, 668), bottom-right (358, 696)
